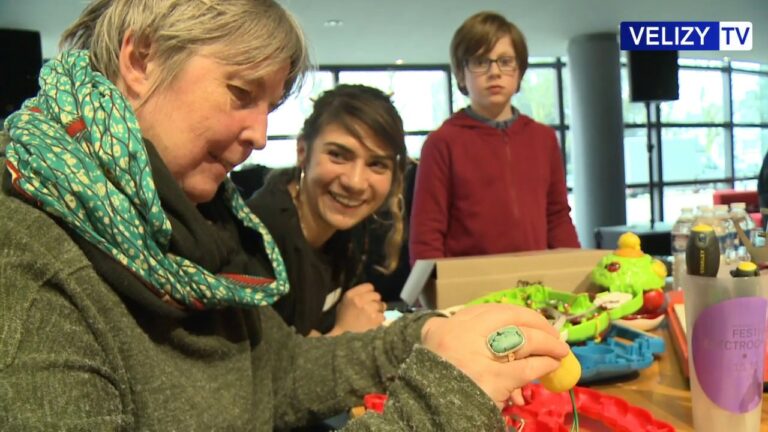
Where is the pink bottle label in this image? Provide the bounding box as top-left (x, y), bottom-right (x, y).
top-left (692, 297), bottom-right (768, 413)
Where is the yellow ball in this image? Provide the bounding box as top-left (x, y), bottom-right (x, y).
top-left (540, 350), bottom-right (581, 393)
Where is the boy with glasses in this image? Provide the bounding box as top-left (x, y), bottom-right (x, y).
top-left (409, 11), bottom-right (579, 265)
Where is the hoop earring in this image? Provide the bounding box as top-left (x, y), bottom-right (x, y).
top-left (372, 212), bottom-right (390, 224)
top-left (371, 193), bottom-right (404, 224)
top-left (295, 168), bottom-right (305, 199)
top-left (395, 193), bottom-right (405, 214)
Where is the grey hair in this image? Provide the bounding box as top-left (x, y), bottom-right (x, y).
top-left (60, 0), bottom-right (310, 106)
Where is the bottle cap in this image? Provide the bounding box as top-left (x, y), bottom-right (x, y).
top-left (738, 261), bottom-right (757, 272)
top-left (691, 224), bottom-right (714, 233)
top-left (731, 261), bottom-right (760, 277)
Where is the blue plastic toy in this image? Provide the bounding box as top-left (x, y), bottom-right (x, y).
top-left (572, 322), bottom-right (665, 384)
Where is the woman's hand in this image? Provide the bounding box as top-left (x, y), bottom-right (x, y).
top-left (420, 303), bottom-right (569, 409)
top-left (328, 283), bottom-right (386, 335)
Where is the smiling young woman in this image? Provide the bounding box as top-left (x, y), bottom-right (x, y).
top-left (247, 84), bottom-right (408, 336)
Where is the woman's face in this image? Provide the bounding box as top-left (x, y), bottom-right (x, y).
top-left (134, 48), bottom-right (289, 203)
top-left (299, 123), bottom-right (395, 233)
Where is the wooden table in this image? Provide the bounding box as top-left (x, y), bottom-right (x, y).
top-left (589, 328), bottom-right (768, 431)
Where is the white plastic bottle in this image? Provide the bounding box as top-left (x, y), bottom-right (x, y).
top-left (696, 205), bottom-right (714, 225)
top-left (713, 204), bottom-right (736, 263)
top-left (729, 202), bottom-right (755, 246)
top-left (671, 207), bottom-right (695, 290)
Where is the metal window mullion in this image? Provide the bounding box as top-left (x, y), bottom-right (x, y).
top-left (555, 57), bottom-right (567, 168)
top-left (724, 60), bottom-right (735, 185)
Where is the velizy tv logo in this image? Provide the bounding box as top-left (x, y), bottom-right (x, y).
top-left (620, 22), bottom-right (752, 51)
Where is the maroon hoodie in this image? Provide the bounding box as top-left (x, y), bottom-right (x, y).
top-left (409, 109), bottom-right (579, 265)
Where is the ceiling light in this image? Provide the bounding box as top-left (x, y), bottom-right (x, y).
top-left (324, 19), bottom-right (343, 28)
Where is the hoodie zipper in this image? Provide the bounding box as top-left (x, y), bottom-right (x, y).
top-left (501, 128), bottom-right (520, 220)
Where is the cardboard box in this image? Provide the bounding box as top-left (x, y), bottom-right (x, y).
top-left (400, 248), bottom-right (609, 310)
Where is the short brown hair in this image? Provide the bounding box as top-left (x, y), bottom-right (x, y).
top-left (450, 11), bottom-right (528, 96)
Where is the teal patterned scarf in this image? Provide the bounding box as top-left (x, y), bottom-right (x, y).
top-left (4, 50), bottom-right (289, 310)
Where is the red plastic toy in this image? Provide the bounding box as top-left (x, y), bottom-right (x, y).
top-left (503, 384), bottom-right (675, 431)
top-left (362, 385), bottom-right (674, 430)
top-left (363, 393), bottom-right (387, 413)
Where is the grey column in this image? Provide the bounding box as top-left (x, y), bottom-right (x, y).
top-left (567, 33), bottom-right (626, 248)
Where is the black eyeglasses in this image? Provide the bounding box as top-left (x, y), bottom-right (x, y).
top-left (466, 56), bottom-right (519, 74)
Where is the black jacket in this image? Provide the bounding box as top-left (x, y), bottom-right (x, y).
top-left (246, 170), bottom-right (362, 335)
top-left (759, 152), bottom-right (768, 229)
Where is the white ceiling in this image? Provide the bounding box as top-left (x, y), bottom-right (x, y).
top-left (1, 0), bottom-right (766, 65)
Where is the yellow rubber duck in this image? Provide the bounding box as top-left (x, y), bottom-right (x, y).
top-left (614, 232), bottom-right (669, 276)
top-left (614, 232), bottom-right (644, 258)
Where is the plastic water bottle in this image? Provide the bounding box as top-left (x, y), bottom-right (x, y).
top-left (752, 227), bottom-right (766, 247)
top-left (695, 205), bottom-right (714, 227)
top-left (729, 202), bottom-right (755, 246)
top-left (671, 207), bottom-right (695, 290)
top-left (713, 204), bottom-right (736, 263)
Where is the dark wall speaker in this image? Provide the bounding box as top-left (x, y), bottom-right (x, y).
top-left (0, 29), bottom-right (43, 119)
top-left (627, 50), bottom-right (679, 102)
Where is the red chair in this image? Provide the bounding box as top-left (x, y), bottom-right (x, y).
top-left (712, 189), bottom-right (762, 227)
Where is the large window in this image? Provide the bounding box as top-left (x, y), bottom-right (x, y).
top-left (623, 128), bottom-right (649, 184)
top-left (339, 69), bottom-right (450, 158)
top-left (732, 68), bottom-right (768, 124)
top-left (732, 69), bottom-right (768, 183)
top-left (662, 182), bottom-right (729, 223)
top-left (659, 68), bottom-right (726, 124)
top-left (734, 128), bottom-right (768, 178)
top-left (338, 70), bottom-right (450, 133)
top-left (660, 127), bottom-right (727, 182)
top-left (267, 71), bottom-right (335, 137)
top-left (622, 60), bottom-right (768, 225)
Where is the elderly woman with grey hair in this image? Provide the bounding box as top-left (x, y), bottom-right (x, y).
top-left (0, 0), bottom-right (567, 430)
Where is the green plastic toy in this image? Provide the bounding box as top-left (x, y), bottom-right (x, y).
top-left (591, 232), bottom-right (666, 294)
top-left (467, 232), bottom-right (666, 343)
top-left (467, 284), bottom-right (642, 343)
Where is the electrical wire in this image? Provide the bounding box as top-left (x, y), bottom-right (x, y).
top-left (569, 388), bottom-right (580, 431)
top-left (553, 316), bottom-right (579, 432)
